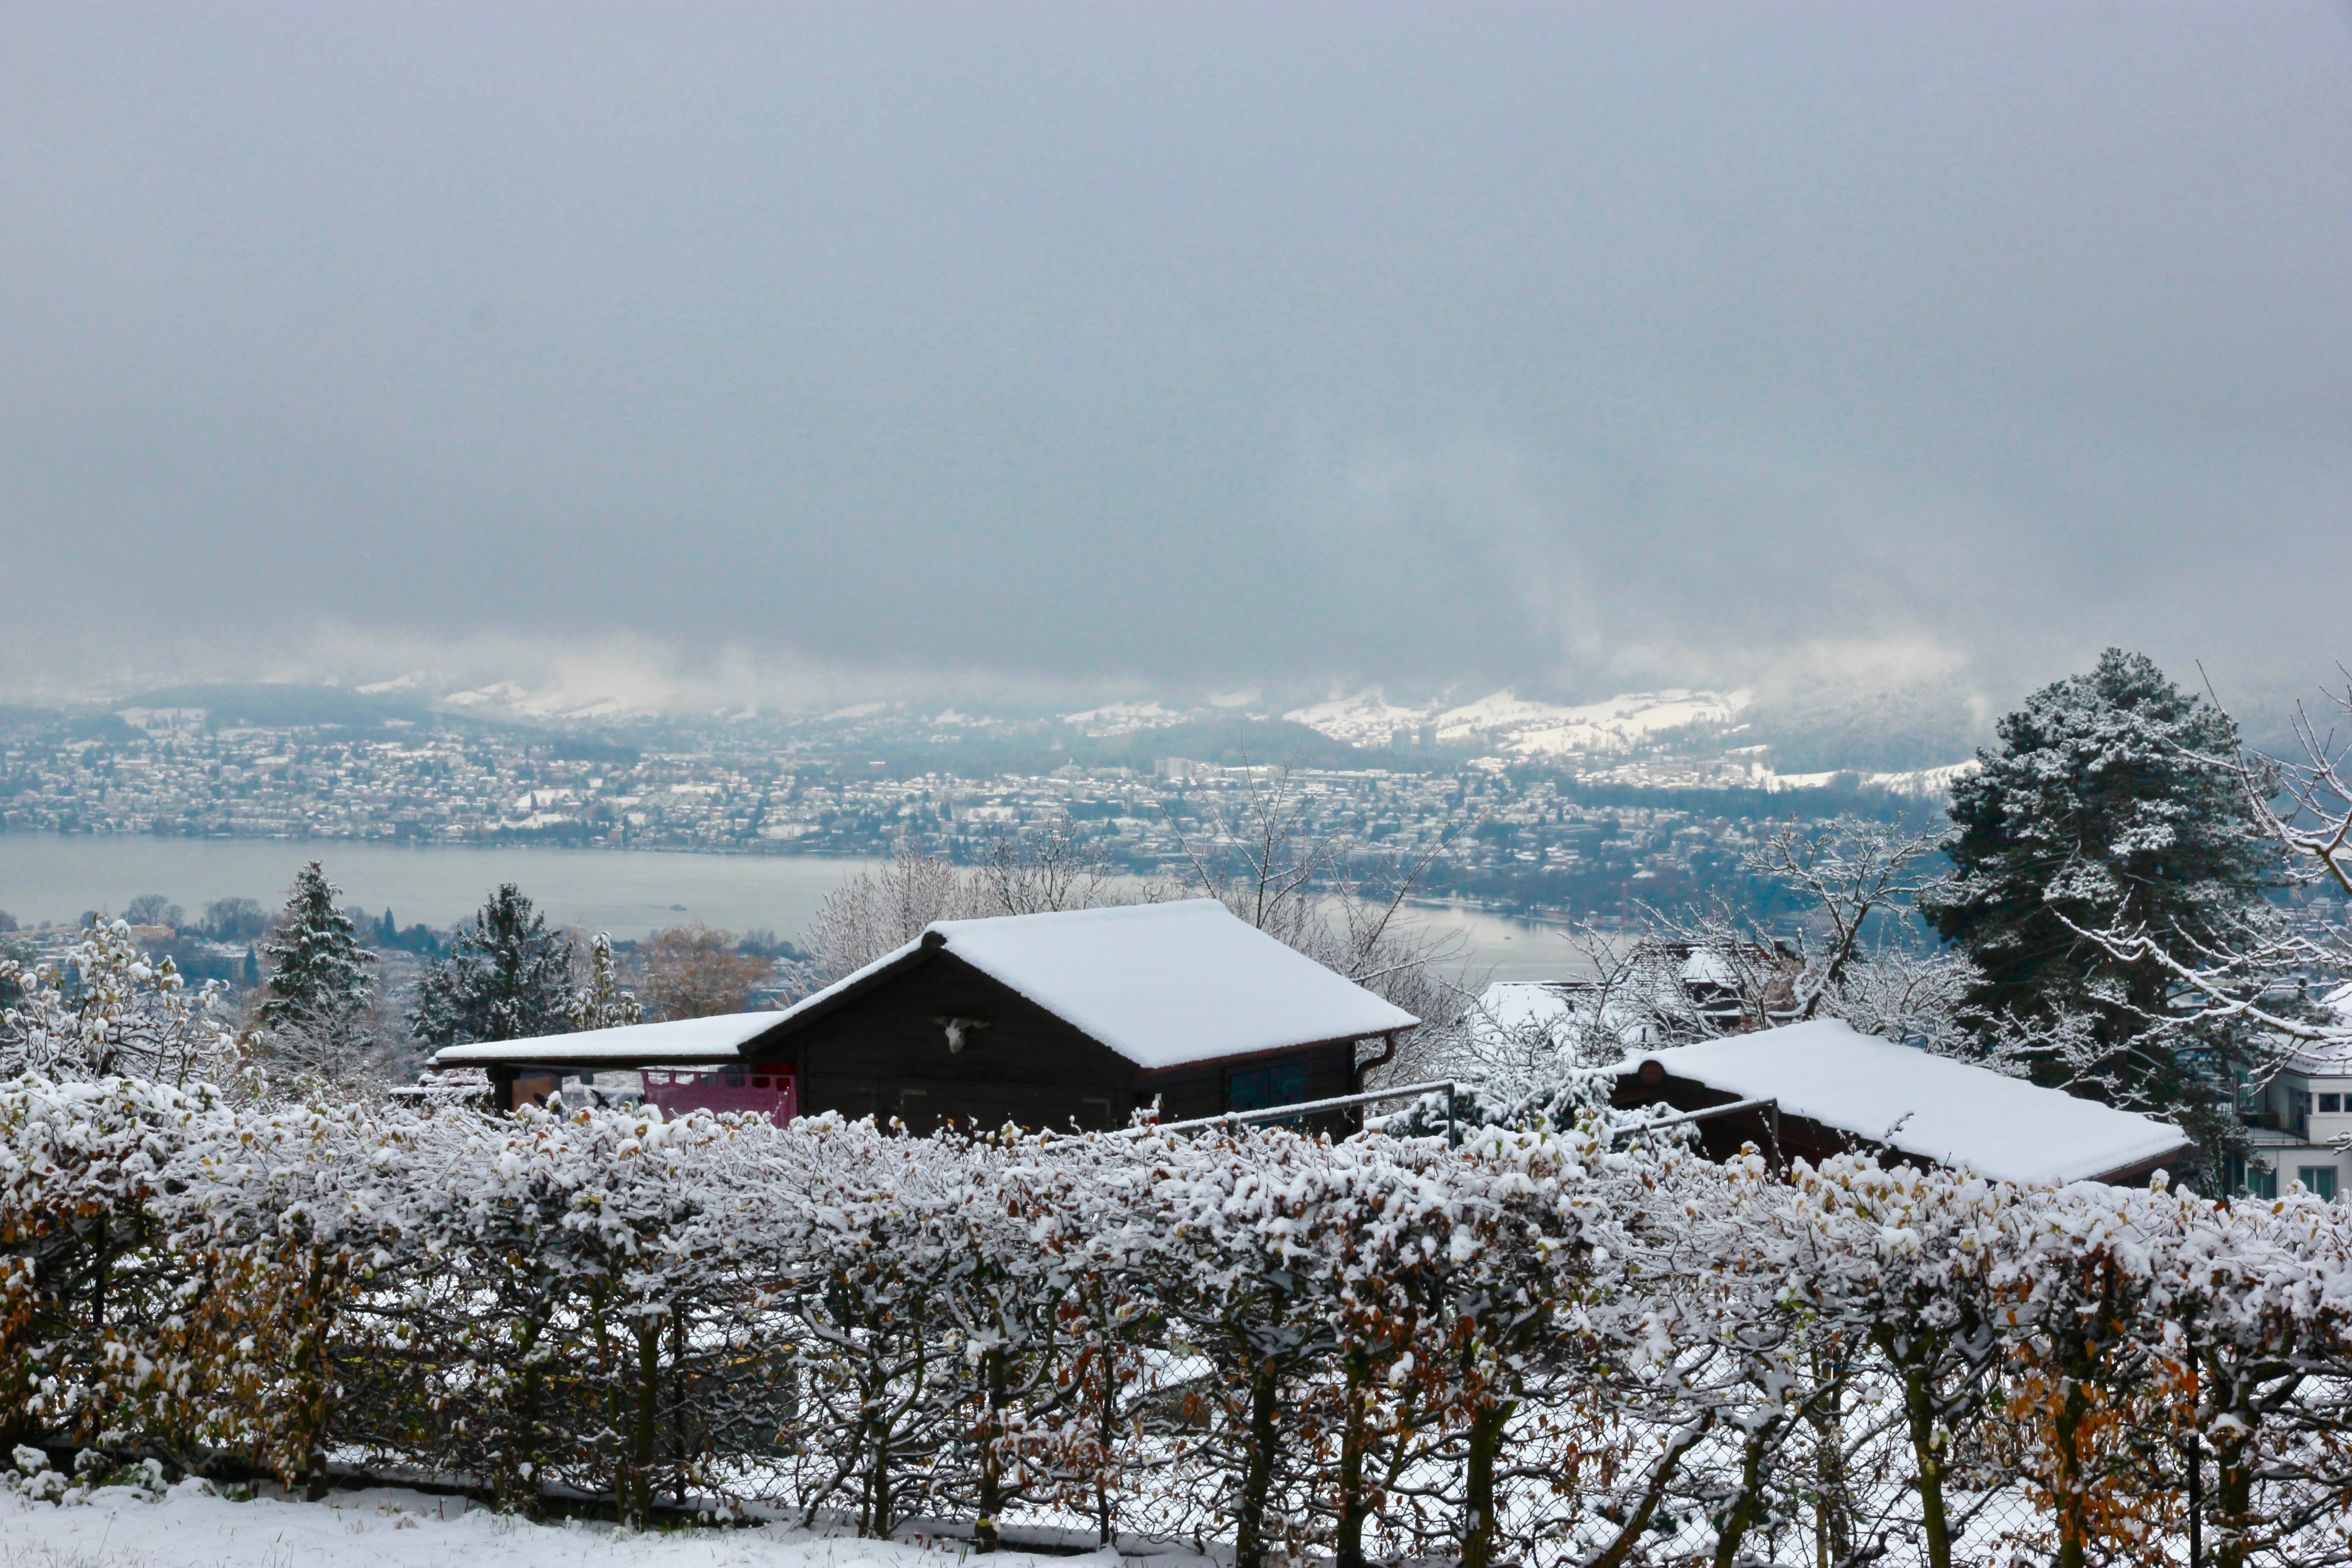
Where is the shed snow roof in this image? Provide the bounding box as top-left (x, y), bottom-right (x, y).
top-left (435, 899), bottom-right (1417, 1074)
top-left (1464, 981), bottom-right (1587, 1047)
top-left (1618, 1019), bottom-right (2195, 1187)
top-left (802, 898), bottom-right (1418, 1071)
top-left (433, 1011), bottom-right (781, 1068)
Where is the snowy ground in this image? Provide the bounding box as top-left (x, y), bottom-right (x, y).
top-left (0, 1483), bottom-right (1142, 1568)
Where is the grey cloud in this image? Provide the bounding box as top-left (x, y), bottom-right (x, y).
top-left (2, 2), bottom-right (2347, 706)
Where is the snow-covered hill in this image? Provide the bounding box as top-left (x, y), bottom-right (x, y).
top-left (1279, 690), bottom-right (1435, 748)
top-left (1283, 687), bottom-right (1750, 757)
top-left (443, 681), bottom-right (636, 722)
top-left (1057, 700), bottom-right (1185, 736)
top-left (1436, 688), bottom-right (1750, 756)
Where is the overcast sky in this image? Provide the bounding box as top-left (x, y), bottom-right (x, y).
top-left (4, 4), bottom-right (2347, 711)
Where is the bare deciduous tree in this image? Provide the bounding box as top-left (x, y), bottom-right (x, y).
top-left (1749, 818), bottom-right (1947, 1020)
top-left (806, 819), bottom-right (1143, 984)
top-left (636, 923), bottom-right (774, 1020)
top-left (1400, 815), bottom-right (1976, 1107)
top-left (1164, 760), bottom-right (1475, 1086)
top-left (973, 813), bottom-right (1134, 916)
top-left (1637, 816), bottom-right (1973, 1051)
top-left (805, 842), bottom-right (980, 980)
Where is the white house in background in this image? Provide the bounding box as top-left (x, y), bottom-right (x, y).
top-left (2233, 1055), bottom-right (2351, 1200)
top-left (2230, 982), bottom-right (2352, 1200)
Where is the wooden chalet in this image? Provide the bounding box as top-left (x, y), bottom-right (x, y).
top-left (432, 898), bottom-right (1418, 1135)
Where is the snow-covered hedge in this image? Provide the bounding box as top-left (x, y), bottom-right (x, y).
top-left (5, 1079), bottom-right (2352, 1567)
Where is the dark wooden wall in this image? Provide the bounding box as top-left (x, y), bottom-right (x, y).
top-left (1615, 1069), bottom-right (1898, 1169)
top-left (1137, 1040), bottom-right (1357, 1135)
top-left (759, 951), bottom-right (1141, 1135)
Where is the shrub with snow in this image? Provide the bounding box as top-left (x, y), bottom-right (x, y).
top-left (4, 1071), bottom-right (2352, 1565)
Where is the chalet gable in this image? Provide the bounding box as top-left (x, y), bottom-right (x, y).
top-left (762, 898), bottom-right (1417, 1070)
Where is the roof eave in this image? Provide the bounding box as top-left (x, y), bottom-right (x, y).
top-left (1132, 1029), bottom-right (1400, 1079)
top-left (2076, 1142), bottom-right (2201, 1188)
top-left (430, 1040), bottom-right (781, 1070)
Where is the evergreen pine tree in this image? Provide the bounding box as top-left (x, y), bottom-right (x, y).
top-left (567, 931), bottom-right (643, 1032)
top-left (407, 882), bottom-right (574, 1048)
top-left (255, 860), bottom-right (378, 1080)
top-left (1918, 648), bottom-right (2284, 1154)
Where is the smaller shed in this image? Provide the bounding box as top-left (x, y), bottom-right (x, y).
top-left (436, 899), bottom-right (1419, 1133)
top-left (1613, 1018), bottom-right (2196, 1187)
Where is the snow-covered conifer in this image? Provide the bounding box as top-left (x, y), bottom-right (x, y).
top-left (407, 882), bottom-right (572, 1047)
top-left (253, 861), bottom-right (379, 1086)
top-left (566, 931), bottom-right (643, 1031)
top-left (1919, 649), bottom-right (2287, 1155)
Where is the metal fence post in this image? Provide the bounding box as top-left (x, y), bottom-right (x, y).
top-left (2188, 1430), bottom-right (2201, 1568)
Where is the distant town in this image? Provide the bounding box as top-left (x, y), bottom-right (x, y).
top-left (0, 681), bottom-right (1977, 924)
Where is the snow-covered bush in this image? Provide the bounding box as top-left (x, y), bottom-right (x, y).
top-left (0, 920), bottom-right (245, 1086)
top-left (10, 1074), bottom-right (2352, 1565)
top-left (5, 1444), bottom-right (167, 1505)
top-left (0, 1073), bottom-right (397, 1491)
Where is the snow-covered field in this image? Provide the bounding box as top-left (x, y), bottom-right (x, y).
top-left (0, 1484), bottom-right (1124, 1568)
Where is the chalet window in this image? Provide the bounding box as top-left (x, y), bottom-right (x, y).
top-left (1228, 1061), bottom-right (1307, 1114)
top-left (2298, 1166), bottom-right (2339, 1201)
top-left (2325, 1094), bottom-right (2343, 1114)
top-left (2245, 1164), bottom-right (2278, 1200)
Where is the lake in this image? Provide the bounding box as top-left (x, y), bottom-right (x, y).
top-left (0, 834), bottom-right (1584, 982)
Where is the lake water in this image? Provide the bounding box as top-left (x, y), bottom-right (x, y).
top-left (0, 834), bottom-right (1583, 981)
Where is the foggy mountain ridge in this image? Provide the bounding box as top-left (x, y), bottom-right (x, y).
top-left (29, 635), bottom-right (2325, 789)
top-left (56, 670), bottom-right (2006, 784)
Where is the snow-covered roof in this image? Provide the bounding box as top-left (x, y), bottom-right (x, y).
top-left (861, 898), bottom-right (1418, 1071)
top-left (1455, 963), bottom-right (1698, 1060)
top-left (2254, 983), bottom-right (2352, 1077)
top-left (1617, 1019), bottom-right (2195, 1187)
top-left (1679, 948), bottom-right (1736, 987)
top-left (435, 899), bottom-right (1416, 1075)
top-left (434, 1011), bottom-right (783, 1068)
top-left (1463, 981), bottom-right (1588, 1048)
